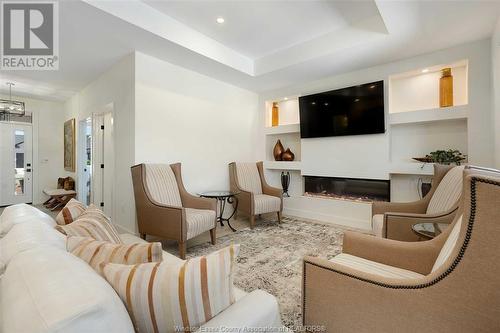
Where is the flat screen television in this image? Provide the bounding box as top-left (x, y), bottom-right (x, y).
top-left (299, 80), bottom-right (385, 138)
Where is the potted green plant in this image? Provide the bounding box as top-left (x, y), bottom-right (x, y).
top-left (424, 149), bottom-right (467, 165)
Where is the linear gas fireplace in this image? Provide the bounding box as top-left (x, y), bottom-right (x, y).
top-left (304, 176), bottom-right (390, 202)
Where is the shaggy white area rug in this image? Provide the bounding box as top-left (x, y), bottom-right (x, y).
top-left (186, 216), bottom-right (356, 329)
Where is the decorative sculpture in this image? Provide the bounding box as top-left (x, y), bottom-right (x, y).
top-left (439, 68), bottom-right (453, 108)
top-left (281, 171), bottom-right (290, 197)
top-left (273, 139), bottom-right (285, 161)
top-left (282, 148), bottom-right (295, 161)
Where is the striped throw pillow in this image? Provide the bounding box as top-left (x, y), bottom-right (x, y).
top-left (55, 198), bottom-right (86, 225)
top-left (67, 237), bottom-right (163, 275)
top-left (55, 205), bottom-right (122, 243)
top-left (103, 244), bottom-right (239, 333)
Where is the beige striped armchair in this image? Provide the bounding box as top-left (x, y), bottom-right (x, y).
top-left (229, 161), bottom-right (282, 229)
top-left (372, 164), bottom-right (464, 241)
top-left (303, 166), bottom-right (500, 332)
top-left (131, 163), bottom-right (217, 259)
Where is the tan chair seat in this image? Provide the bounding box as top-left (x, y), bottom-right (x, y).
top-left (254, 194), bottom-right (281, 215)
top-left (329, 253), bottom-right (423, 279)
top-left (185, 208), bottom-right (216, 239)
top-left (372, 214), bottom-right (384, 237)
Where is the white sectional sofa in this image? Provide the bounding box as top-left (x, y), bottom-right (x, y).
top-left (0, 204), bottom-right (283, 333)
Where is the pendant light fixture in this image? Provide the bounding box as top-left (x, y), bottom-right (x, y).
top-left (0, 82), bottom-right (25, 116)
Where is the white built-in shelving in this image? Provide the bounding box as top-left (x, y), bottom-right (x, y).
top-left (264, 98), bottom-right (302, 172)
top-left (388, 60), bottom-right (469, 178)
top-left (263, 161), bottom-right (302, 171)
top-left (261, 59), bottom-right (470, 207)
top-left (389, 105), bottom-right (468, 126)
top-left (388, 60), bottom-right (468, 114)
top-left (264, 123), bottom-right (300, 135)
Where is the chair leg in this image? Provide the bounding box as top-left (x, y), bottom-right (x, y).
top-left (179, 241), bottom-right (186, 260)
top-left (210, 229), bottom-right (216, 245)
top-left (140, 233), bottom-right (146, 240)
top-left (277, 211), bottom-right (282, 224)
top-left (250, 215), bottom-right (255, 229)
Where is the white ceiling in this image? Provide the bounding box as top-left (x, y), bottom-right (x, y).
top-left (1, 0), bottom-right (500, 101)
top-left (143, 0), bottom-right (383, 59)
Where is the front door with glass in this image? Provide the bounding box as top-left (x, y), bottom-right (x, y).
top-left (0, 122), bottom-right (33, 206)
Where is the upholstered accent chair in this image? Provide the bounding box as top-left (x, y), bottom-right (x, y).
top-left (303, 166), bottom-right (500, 332)
top-left (229, 161), bottom-right (283, 229)
top-left (131, 163), bottom-right (217, 259)
top-left (372, 164), bottom-right (464, 241)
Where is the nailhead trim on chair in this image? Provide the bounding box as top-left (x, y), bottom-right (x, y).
top-left (302, 177), bottom-right (499, 325)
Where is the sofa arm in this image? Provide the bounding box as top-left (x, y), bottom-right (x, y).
top-left (235, 190), bottom-right (253, 216)
top-left (385, 209), bottom-right (458, 241)
top-left (195, 290), bottom-right (283, 333)
top-left (372, 199), bottom-right (428, 216)
top-left (183, 194), bottom-right (217, 212)
top-left (257, 162), bottom-right (283, 200)
top-left (136, 203), bottom-right (185, 238)
top-left (302, 256), bottom-right (433, 332)
top-left (342, 231), bottom-right (443, 274)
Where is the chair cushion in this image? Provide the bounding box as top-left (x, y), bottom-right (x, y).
top-left (372, 214), bottom-right (384, 237)
top-left (0, 221), bottom-right (65, 274)
top-left (102, 244), bottom-right (239, 333)
top-left (55, 198), bottom-right (86, 225)
top-left (1, 246), bottom-right (135, 333)
top-left (67, 236), bottom-right (163, 275)
top-left (0, 203), bottom-right (55, 237)
top-left (432, 215), bottom-right (463, 273)
top-left (185, 208), bottom-right (216, 239)
top-left (254, 194), bottom-right (281, 215)
top-left (145, 164), bottom-right (183, 207)
top-left (55, 205), bottom-right (122, 244)
top-left (427, 166), bottom-right (465, 214)
top-left (330, 253), bottom-right (423, 279)
top-left (236, 163), bottom-right (262, 194)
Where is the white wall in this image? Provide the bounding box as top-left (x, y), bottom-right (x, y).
top-left (258, 39), bottom-right (494, 229)
top-left (260, 39), bottom-right (494, 175)
top-left (134, 52), bottom-right (259, 197)
top-left (64, 54), bottom-right (135, 232)
top-left (493, 18), bottom-right (500, 169)
top-left (0, 94), bottom-right (65, 205)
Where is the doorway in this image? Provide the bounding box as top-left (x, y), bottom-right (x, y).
top-left (77, 117), bottom-right (92, 205)
top-left (0, 122), bottom-right (33, 206)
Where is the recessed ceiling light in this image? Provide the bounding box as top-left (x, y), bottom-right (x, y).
top-left (216, 17), bottom-right (225, 24)
top-left (369, 85), bottom-right (376, 89)
top-left (284, 97), bottom-right (288, 100)
top-left (422, 68), bottom-right (429, 73)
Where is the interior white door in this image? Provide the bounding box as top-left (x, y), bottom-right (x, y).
top-left (91, 112), bottom-right (114, 218)
top-left (102, 113), bottom-right (114, 218)
top-left (0, 122), bottom-right (33, 206)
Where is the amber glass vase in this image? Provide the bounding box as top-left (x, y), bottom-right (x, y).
top-left (272, 102), bottom-right (279, 126)
top-left (439, 68), bottom-right (453, 108)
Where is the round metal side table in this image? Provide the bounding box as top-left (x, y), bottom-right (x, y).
top-left (198, 191), bottom-right (239, 232)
